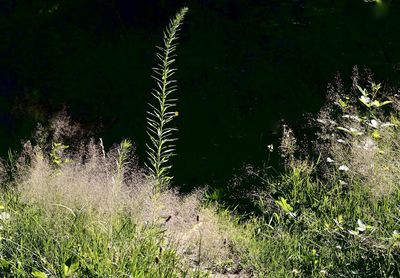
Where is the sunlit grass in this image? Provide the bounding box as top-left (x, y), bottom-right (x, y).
top-left (1, 5), bottom-right (400, 277)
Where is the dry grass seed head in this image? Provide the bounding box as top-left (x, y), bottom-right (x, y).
top-left (280, 124), bottom-right (297, 163)
top-left (49, 108), bottom-right (82, 143)
top-left (19, 136), bottom-right (140, 217)
top-left (18, 141), bottom-right (234, 269)
top-left (128, 187), bottom-right (233, 266)
top-left (17, 111), bottom-right (239, 271)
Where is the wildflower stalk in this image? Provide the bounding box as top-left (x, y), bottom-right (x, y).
top-left (146, 7), bottom-right (188, 193)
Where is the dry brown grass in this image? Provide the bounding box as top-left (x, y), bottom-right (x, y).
top-left (14, 114), bottom-right (241, 273)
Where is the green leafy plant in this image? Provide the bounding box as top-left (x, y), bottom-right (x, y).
top-left (115, 139), bottom-right (132, 187)
top-left (146, 7), bottom-right (188, 192)
top-left (47, 142), bottom-right (71, 176)
top-left (62, 255), bottom-right (79, 277)
top-left (275, 197), bottom-right (293, 215)
top-left (50, 142), bottom-right (70, 167)
top-left (31, 271), bottom-right (48, 278)
top-left (315, 77), bottom-right (400, 193)
top-left (356, 82), bottom-right (392, 111)
top-left (336, 82), bottom-right (394, 138)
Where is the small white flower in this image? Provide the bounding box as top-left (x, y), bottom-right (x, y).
top-left (267, 144), bottom-right (274, 152)
top-left (326, 157), bottom-right (334, 163)
top-left (360, 95), bottom-right (371, 103)
top-left (0, 212), bottom-right (10, 221)
top-left (368, 119), bottom-right (379, 128)
top-left (338, 165), bottom-right (349, 171)
top-left (356, 219), bottom-right (366, 232)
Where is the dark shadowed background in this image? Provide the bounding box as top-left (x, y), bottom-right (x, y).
top-left (0, 0), bottom-right (399, 194)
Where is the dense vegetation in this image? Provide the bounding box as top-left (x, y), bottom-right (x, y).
top-left (1, 5), bottom-right (400, 278)
top-left (1, 0), bottom-right (400, 189)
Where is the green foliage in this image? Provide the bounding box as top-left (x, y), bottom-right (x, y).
top-left (322, 80), bottom-right (400, 194)
top-left (2, 6), bottom-right (400, 276)
top-left (50, 142), bottom-right (70, 167)
top-left (356, 83), bottom-right (392, 109)
top-left (239, 78), bottom-right (400, 276)
top-left (275, 196), bottom-right (293, 214)
top-left (245, 161), bottom-right (400, 277)
top-left (62, 255), bottom-right (79, 277)
top-left (1, 148), bottom-right (20, 191)
top-left (0, 192), bottom-right (190, 277)
top-left (115, 139), bottom-right (132, 186)
top-left (32, 271), bottom-right (48, 278)
top-left (146, 7), bottom-right (188, 192)
top-left (336, 82), bottom-right (394, 138)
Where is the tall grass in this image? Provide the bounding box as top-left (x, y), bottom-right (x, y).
top-left (1, 193), bottom-right (184, 277)
top-left (0, 121), bottom-right (242, 277)
top-left (1, 6), bottom-right (400, 277)
top-left (242, 71), bottom-right (400, 277)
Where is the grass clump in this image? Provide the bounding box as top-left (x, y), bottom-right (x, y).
top-left (243, 162), bottom-right (400, 277)
top-left (235, 70), bottom-right (400, 277)
top-left (1, 193), bottom-right (182, 277)
top-left (316, 67), bottom-right (400, 196)
top-left (0, 120), bottom-right (244, 277)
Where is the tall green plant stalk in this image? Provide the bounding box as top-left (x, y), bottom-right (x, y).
top-left (115, 139), bottom-right (132, 187)
top-left (146, 7), bottom-right (188, 192)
